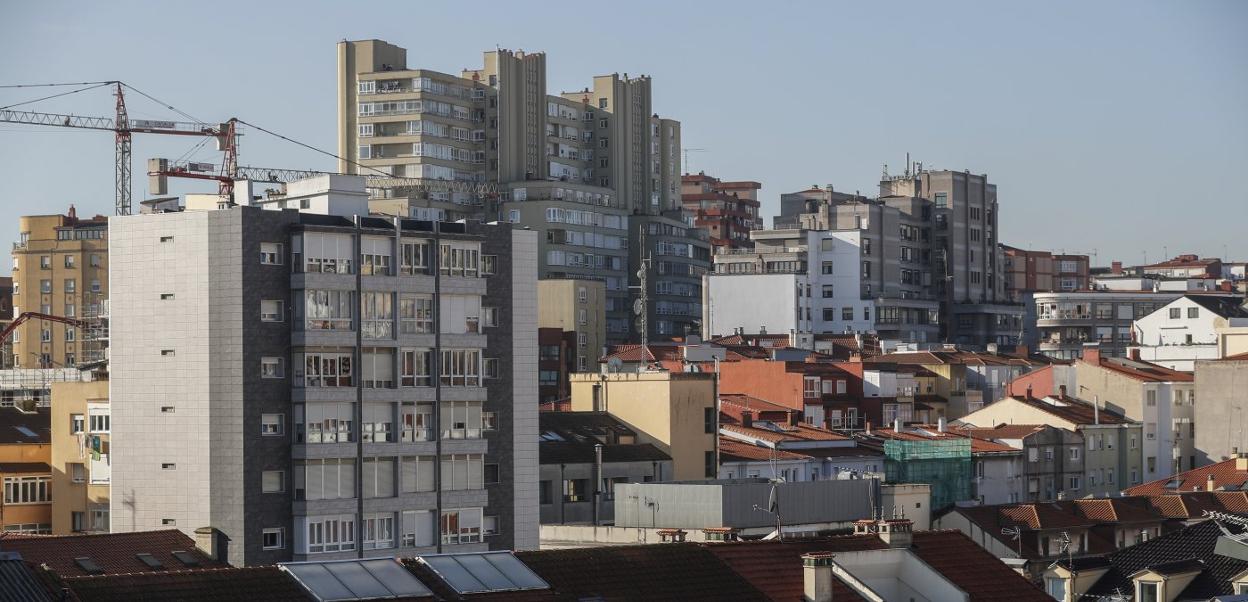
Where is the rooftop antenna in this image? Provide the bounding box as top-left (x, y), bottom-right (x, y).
top-left (1000, 526), bottom-right (1023, 557)
top-left (904, 152), bottom-right (911, 177)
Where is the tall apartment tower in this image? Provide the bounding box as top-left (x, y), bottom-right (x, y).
top-left (109, 177), bottom-right (538, 566)
top-left (336, 39), bottom-right (702, 343)
top-left (10, 208), bottom-right (109, 368)
top-left (879, 169), bottom-right (1020, 345)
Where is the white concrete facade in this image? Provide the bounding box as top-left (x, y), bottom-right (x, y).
top-left (1132, 295), bottom-right (1248, 370)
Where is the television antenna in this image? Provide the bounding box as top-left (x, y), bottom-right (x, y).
top-left (1000, 526), bottom-right (1023, 557)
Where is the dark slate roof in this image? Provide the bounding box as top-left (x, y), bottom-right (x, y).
top-left (0, 407), bottom-right (50, 445)
top-left (1085, 518), bottom-right (1248, 599)
top-left (0, 530), bottom-right (225, 577)
top-left (1187, 295), bottom-right (1248, 318)
top-left (539, 411), bottom-right (671, 465)
top-left (63, 567), bottom-right (312, 602)
top-left (515, 543), bottom-right (770, 601)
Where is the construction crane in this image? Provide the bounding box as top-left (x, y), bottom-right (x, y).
top-left (148, 159), bottom-right (500, 199)
top-left (0, 82), bottom-right (237, 216)
top-left (0, 312), bottom-right (85, 346)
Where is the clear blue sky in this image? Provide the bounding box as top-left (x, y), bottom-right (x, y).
top-left (2, 0), bottom-right (1245, 268)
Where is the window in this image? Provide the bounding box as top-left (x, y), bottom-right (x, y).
top-left (1137, 582), bottom-right (1158, 602)
top-left (298, 233), bottom-right (354, 274)
top-left (1046, 577), bottom-right (1066, 600)
top-left (297, 352), bottom-right (353, 387)
top-left (361, 292), bottom-right (394, 339)
top-left (439, 242), bottom-right (481, 278)
top-left (90, 254), bottom-right (102, 267)
top-left (400, 349), bottom-right (433, 387)
top-left (562, 478), bottom-right (588, 502)
top-left (3, 475), bottom-right (52, 504)
top-left (803, 376), bottom-right (820, 399)
top-left (41, 279), bottom-right (52, 293)
top-left (481, 255), bottom-right (496, 275)
top-left (705, 450), bottom-right (716, 478)
top-left (87, 405), bottom-right (109, 433)
top-left (441, 454), bottom-right (484, 491)
top-left (298, 403), bottom-right (354, 444)
top-left (399, 294), bottom-right (434, 334)
top-left (91, 279), bottom-right (101, 293)
top-left (1169, 307), bottom-right (1181, 319)
top-left (360, 236), bottom-right (392, 276)
top-left (261, 357), bottom-right (285, 379)
top-left (363, 512), bottom-right (395, 550)
top-left (304, 515), bottom-right (355, 553)
top-left (934, 192), bottom-right (947, 208)
top-left (64, 255), bottom-right (76, 268)
top-left (440, 349), bottom-right (482, 387)
top-left (262, 470), bottom-right (285, 493)
top-left (1187, 307), bottom-right (1199, 319)
top-left (71, 414), bottom-right (85, 434)
top-left (261, 300), bottom-right (284, 322)
top-left (441, 401), bottom-right (483, 439)
top-left (362, 457), bottom-right (396, 498)
top-left (262, 528), bottom-right (284, 550)
top-left (1146, 390), bottom-right (1156, 406)
top-left (704, 407), bottom-right (716, 434)
top-left (64, 278), bottom-right (76, 293)
top-left (400, 240), bottom-right (431, 275)
top-left (70, 463), bottom-right (85, 483)
top-left (261, 413), bottom-right (284, 436)
top-left (440, 508), bottom-right (482, 545)
top-left (40, 256), bottom-right (51, 269)
top-left (482, 307), bottom-right (499, 328)
top-left (1070, 447), bottom-right (1080, 461)
top-left (842, 307), bottom-right (854, 321)
top-left (296, 459), bottom-right (357, 501)
top-left (400, 456), bottom-right (436, 493)
top-left (482, 411), bottom-right (497, 431)
top-left (260, 243), bottom-right (283, 265)
top-left (821, 285), bottom-right (835, 298)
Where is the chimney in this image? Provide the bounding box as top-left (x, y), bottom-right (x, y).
top-left (878, 518), bottom-right (913, 549)
top-left (802, 552), bottom-right (836, 602)
top-left (986, 342), bottom-right (998, 354)
top-left (194, 527), bottom-right (228, 562)
top-left (741, 410), bottom-right (754, 429)
top-left (1026, 385), bottom-right (1033, 400)
top-left (893, 418), bottom-right (901, 433)
top-left (1015, 345), bottom-right (1029, 356)
top-left (938, 417), bottom-right (946, 433)
top-left (864, 421), bottom-right (872, 435)
top-left (789, 411), bottom-right (801, 427)
top-left (1059, 385), bottom-right (1067, 399)
top-left (1129, 348), bottom-right (1141, 361)
top-left (1237, 452), bottom-right (1248, 472)
top-left (1112, 261), bottom-right (1122, 275)
top-left (1082, 345), bottom-right (1101, 365)
top-left (67, 204), bottom-right (77, 221)
top-left (1207, 473), bottom-right (1217, 492)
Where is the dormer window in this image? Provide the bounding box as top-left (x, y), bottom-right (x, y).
top-left (1136, 581), bottom-right (1158, 602)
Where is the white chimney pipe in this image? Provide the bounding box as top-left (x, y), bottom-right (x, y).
top-left (938, 417), bottom-right (946, 433)
top-left (893, 418), bottom-right (901, 433)
top-left (802, 552), bottom-right (836, 602)
top-left (1094, 395), bottom-right (1099, 425)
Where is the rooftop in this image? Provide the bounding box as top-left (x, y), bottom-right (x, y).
top-left (0, 407), bottom-right (50, 445)
top-left (1090, 356), bottom-right (1195, 382)
top-left (0, 529), bottom-right (225, 577)
top-left (1125, 457), bottom-right (1248, 496)
top-left (1185, 294), bottom-right (1248, 318)
top-left (990, 394), bottom-right (1135, 426)
top-left (1081, 518), bottom-right (1248, 600)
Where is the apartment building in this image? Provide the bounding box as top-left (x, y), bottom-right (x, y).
top-left (49, 379), bottom-right (110, 534)
top-left (337, 39), bottom-right (691, 343)
top-left (954, 424), bottom-right (1086, 503)
top-left (680, 172), bottom-right (762, 251)
top-left (1074, 348), bottom-right (1196, 481)
top-left (958, 393), bottom-right (1143, 496)
top-left (1130, 294), bottom-right (1248, 370)
top-left (705, 229), bottom-right (874, 338)
top-left (10, 207), bottom-right (109, 368)
top-left (878, 168), bottom-right (1021, 345)
top-left (632, 214), bottom-right (712, 341)
top-left (1002, 246), bottom-right (1090, 302)
top-left (109, 178), bottom-right (538, 566)
top-left (1194, 354), bottom-right (1248, 465)
top-left (537, 279), bottom-right (605, 375)
top-left (1031, 290), bottom-right (1184, 359)
top-left (1140, 254), bottom-right (1222, 279)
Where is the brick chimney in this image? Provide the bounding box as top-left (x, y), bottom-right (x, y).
top-left (1112, 261), bottom-right (1122, 275)
top-left (1059, 385), bottom-right (1067, 399)
top-left (1207, 473), bottom-right (1217, 492)
top-left (802, 552), bottom-right (836, 602)
top-left (741, 410), bottom-right (754, 429)
top-left (1081, 345), bottom-right (1101, 365)
top-left (1129, 348), bottom-right (1141, 361)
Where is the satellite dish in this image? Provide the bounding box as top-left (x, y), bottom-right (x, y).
top-left (607, 357), bottom-right (624, 373)
top-left (633, 299), bottom-right (645, 316)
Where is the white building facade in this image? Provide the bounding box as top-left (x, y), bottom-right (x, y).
top-left (1131, 295), bottom-right (1248, 371)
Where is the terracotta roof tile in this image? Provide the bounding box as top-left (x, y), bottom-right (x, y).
top-left (1092, 357), bottom-right (1194, 382)
top-left (0, 530), bottom-right (225, 577)
top-left (1123, 458), bottom-right (1248, 496)
top-left (718, 438), bottom-right (811, 462)
top-left (63, 567), bottom-right (312, 602)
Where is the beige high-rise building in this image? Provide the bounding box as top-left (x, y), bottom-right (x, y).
top-left (336, 40), bottom-right (697, 343)
top-left (10, 208), bottom-right (109, 368)
top-left (538, 279), bottom-right (606, 373)
top-left (49, 379), bottom-right (110, 534)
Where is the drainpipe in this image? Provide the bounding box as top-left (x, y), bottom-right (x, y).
top-left (593, 444), bottom-right (603, 526)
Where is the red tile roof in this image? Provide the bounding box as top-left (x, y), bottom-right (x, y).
top-left (704, 531), bottom-right (1051, 601)
top-left (721, 421), bottom-right (851, 444)
top-left (719, 393), bottom-right (796, 416)
top-left (951, 424), bottom-right (1047, 440)
top-left (515, 543), bottom-right (770, 601)
top-left (1090, 357), bottom-right (1194, 382)
top-left (718, 438), bottom-right (811, 462)
top-left (1123, 457), bottom-right (1248, 495)
top-left (1221, 351), bottom-right (1248, 361)
top-left (62, 567), bottom-right (312, 602)
top-left (993, 395), bottom-right (1135, 426)
top-left (0, 530), bottom-right (225, 577)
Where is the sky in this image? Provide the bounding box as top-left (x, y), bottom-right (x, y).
top-left (1, 0), bottom-right (1245, 270)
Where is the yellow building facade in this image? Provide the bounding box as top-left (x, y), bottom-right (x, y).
top-left (49, 379), bottom-right (110, 534)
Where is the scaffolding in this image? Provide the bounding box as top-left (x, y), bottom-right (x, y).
top-left (883, 438), bottom-right (973, 510)
top-left (80, 293), bottom-right (109, 366)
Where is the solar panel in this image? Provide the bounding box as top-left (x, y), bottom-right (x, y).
top-left (281, 558), bottom-right (433, 601)
top-left (419, 552), bottom-right (549, 594)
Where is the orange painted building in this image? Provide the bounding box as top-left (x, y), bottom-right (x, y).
top-left (0, 407), bottom-right (53, 533)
